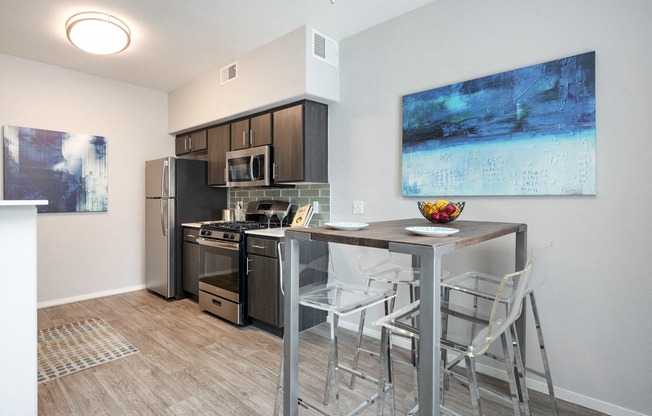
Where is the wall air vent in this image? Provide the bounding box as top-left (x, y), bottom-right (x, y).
top-left (312, 29), bottom-right (338, 67)
top-left (220, 61), bottom-right (238, 85)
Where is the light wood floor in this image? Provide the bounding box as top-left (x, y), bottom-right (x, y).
top-left (38, 290), bottom-right (605, 415)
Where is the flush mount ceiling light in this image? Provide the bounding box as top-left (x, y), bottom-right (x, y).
top-left (66, 12), bottom-right (131, 55)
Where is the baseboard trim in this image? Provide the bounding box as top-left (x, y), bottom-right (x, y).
top-left (335, 317), bottom-right (646, 416)
top-left (37, 285), bottom-right (146, 309)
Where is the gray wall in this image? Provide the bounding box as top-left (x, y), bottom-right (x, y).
top-left (328, 0), bottom-right (652, 414)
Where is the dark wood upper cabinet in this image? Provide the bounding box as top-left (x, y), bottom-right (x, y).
top-left (273, 101), bottom-right (328, 183)
top-left (199, 100), bottom-right (328, 185)
top-left (230, 113), bottom-right (272, 150)
top-left (250, 113), bottom-right (272, 147)
top-left (207, 124), bottom-right (230, 186)
top-left (175, 129), bottom-right (207, 156)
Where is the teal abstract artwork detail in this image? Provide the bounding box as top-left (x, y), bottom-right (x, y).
top-left (402, 52), bottom-right (596, 196)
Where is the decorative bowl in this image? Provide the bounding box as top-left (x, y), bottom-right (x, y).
top-left (417, 200), bottom-right (465, 224)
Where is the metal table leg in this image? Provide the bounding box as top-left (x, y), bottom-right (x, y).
top-left (389, 242), bottom-right (454, 416)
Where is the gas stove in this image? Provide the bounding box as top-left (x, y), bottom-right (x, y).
top-left (197, 200), bottom-right (292, 327)
top-left (199, 221), bottom-right (264, 242)
top-left (198, 200), bottom-right (292, 242)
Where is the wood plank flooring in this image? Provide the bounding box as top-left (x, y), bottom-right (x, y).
top-left (38, 290), bottom-right (605, 415)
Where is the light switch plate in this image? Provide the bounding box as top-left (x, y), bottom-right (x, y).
top-left (352, 200), bottom-right (364, 215)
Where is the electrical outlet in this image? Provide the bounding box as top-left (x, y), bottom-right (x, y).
top-left (313, 200), bottom-right (320, 213)
top-left (352, 200), bottom-right (364, 215)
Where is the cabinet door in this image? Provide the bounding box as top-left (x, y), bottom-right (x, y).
top-left (175, 135), bottom-right (190, 155)
top-left (247, 254), bottom-right (280, 326)
top-left (273, 104), bottom-right (304, 182)
top-left (189, 130), bottom-right (207, 152)
top-left (182, 241), bottom-right (200, 296)
top-left (250, 113), bottom-right (272, 147)
top-left (230, 119), bottom-right (250, 151)
top-left (207, 124), bottom-right (230, 186)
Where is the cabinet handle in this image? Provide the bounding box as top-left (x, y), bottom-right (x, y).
top-left (272, 162), bottom-right (277, 179)
top-left (251, 244), bottom-right (266, 249)
top-left (246, 257), bottom-right (252, 275)
top-left (250, 129), bottom-right (254, 146)
top-left (189, 136), bottom-right (193, 150)
top-left (242, 130), bottom-right (246, 146)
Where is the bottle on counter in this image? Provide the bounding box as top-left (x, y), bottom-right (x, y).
top-left (234, 200), bottom-right (244, 221)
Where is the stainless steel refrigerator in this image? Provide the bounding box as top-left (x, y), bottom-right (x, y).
top-left (145, 157), bottom-right (226, 298)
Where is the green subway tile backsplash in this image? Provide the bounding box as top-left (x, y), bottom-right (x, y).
top-left (228, 183), bottom-right (330, 226)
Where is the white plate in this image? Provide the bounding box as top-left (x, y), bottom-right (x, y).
top-left (406, 226), bottom-right (459, 237)
top-left (325, 222), bottom-right (370, 231)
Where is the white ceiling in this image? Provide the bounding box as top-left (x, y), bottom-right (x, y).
top-left (0, 0), bottom-right (434, 92)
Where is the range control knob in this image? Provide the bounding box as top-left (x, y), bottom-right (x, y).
top-left (223, 232), bottom-right (231, 239)
top-left (201, 230), bottom-right (212, 237)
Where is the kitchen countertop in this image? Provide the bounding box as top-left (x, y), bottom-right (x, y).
top-left (245, 228), bottom-right (287, 238)
top-left (181, 222), bottom-right (204, 228)
top-left (181, 221), bottom-right (223, 228)
top-left (0, 200), bottom-right (48, 206)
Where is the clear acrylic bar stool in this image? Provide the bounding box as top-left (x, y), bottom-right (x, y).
top-left (374, 260), bottom-right (534, 416)
top-left (441, 243), bottom-right (558, 415)
top-left (349, 247), bottom-right (421, 391)
top-left (274, 242), bottom-right (398, 416)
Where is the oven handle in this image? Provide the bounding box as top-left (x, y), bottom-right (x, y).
top-left (197, 238), bottom-right (240, 251)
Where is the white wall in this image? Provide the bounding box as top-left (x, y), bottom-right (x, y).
top-left (0, 53), bottom-right (173, 305)
top-left (168, 25), bottom-right (339, 134)
top-left (329, 0), bottom-right (652, 415)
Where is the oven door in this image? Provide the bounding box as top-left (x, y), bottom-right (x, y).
top-left (198, 238), bottom-right (241, 303)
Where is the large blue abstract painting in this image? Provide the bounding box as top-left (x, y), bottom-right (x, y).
top-left (3, 126), bottom-right (108, 213)
top-left (402, 51), bottom-right (596, 196)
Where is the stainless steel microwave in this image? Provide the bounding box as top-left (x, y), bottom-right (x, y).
top-left (226, 145), bottom-right (272, 187)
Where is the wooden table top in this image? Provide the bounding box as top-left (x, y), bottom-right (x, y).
top-left (286, 219), bottom-right (526, 250)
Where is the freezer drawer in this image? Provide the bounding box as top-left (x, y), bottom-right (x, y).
top-left (199, 290), bottom-right (243, 325)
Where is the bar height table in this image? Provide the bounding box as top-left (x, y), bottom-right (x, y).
top-left (283, 219), bottom-right (527, 416)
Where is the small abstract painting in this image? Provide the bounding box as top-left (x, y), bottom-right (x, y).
top-left (402, 51), bottom-right (596, 196)
top-left (3, 125), bottom-right (108, 213)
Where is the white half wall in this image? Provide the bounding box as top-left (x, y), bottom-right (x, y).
top-left (328, 0), bottom-right (652, 415)
top-left (0, 203), bottom-right (42, 415)
top-left (0, 53), bottom-right (173, 304)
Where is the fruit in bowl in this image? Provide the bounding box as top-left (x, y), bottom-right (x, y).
top-left (418, 200), bottom-right (465, 224)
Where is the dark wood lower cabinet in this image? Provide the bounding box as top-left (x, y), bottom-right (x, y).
top-left (246, 236), bottom-right (327, 336)
top-left (182, 227), bottom-right (200, 298)
top-left (247, 249), bottom-right (279, 324)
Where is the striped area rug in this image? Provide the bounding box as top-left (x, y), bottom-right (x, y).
top-left (37, 316), bottom-right (139, 384)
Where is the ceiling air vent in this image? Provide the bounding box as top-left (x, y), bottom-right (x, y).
top-left (220, 61), bottom-right (238, 85)
top-left (312, 30), bottom-right (338, 67)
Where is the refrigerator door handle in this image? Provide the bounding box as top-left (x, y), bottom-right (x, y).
top-left (160, 198), bottom-right (168, 236)
top-left (162, 159), bottom-right (169, 198)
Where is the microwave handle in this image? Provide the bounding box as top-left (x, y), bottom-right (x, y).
top-left (250, 155), bottom-right (255, 180)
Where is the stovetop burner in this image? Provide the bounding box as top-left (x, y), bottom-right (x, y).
top-left (200, 221), bottom-right (264, 232)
